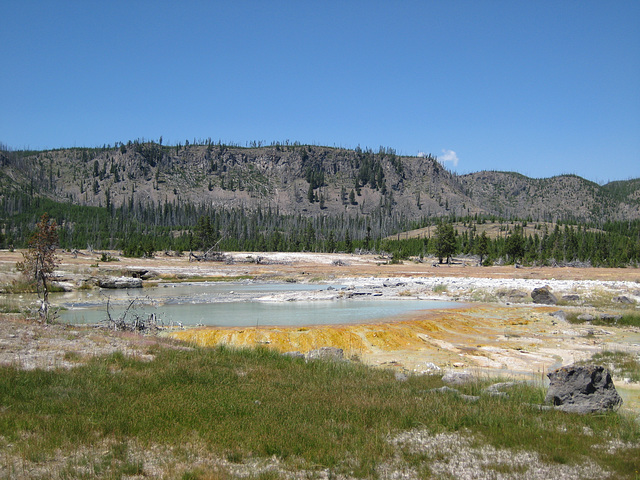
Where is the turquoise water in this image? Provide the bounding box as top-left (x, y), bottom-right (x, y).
top-left (57, 282), bottom-right (457, 327)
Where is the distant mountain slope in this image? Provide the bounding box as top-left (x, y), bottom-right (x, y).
top-left (457, 171), bottom-right (614, 221)
top-left (1, 143), bottom-right (638, 223)
top-left (601, 178), bottom-right (640, 218)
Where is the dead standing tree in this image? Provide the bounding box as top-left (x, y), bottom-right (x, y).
top-left (16, 213), bottom-right (59, 323)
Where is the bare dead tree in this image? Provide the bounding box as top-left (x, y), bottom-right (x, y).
top-left (103, 295), bottom-right (162, 333)
top-left (16, 213), bottom-right (59, 323)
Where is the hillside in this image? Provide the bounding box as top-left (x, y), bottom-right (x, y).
top-left (1, 141), bottom-right (639, 224)
top-left (388, 220), bottom-right (605, 242)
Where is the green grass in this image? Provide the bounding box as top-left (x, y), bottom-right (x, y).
top-left (578, 350), bottom-right (640, 382)
top-left (0, 303), bottom-right (22, 314)
top-left (0, 279), bottom-right (38, 294)
top-left (0, 345), bottom-right (639, 478)
top-left (432, 283), bottom-right (448, 293)
top-left (0, 280), bottom-right (66, 294)
top-left (609, 313), bottom-right (640, 328)
top-left (567, 311), bottom-right (640, 328)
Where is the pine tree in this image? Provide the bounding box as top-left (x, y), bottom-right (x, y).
top-left (435, 223), bottom-right (456, 264)
top-left (327, 230), bottom-right (336, 253)
top-left (345, 230), bottom-right (353, 252)
top-left (476, 231), bottom-right (490, 265)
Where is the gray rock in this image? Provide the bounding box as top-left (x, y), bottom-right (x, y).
top-left (612, 295), bottom-right (633, 304)
top-left (484, 382), bottom-right (517, 398)
top-left (140, 271), bottom-right (158, 280)
top-left (577, 313), bottom-right (596, 322)
top-left (459, 393), bottom-right (481, 402)
top-left (497, 289), bottom-right (526, 299)
top-left (531, 286), bottom-right (558, 305)
top-left (98, 276), bottom-right (143, 289)
top-left (442, 371), bottom-right (474, 386)
top-left (550, 310), bottom-right (567, 322)
top-left (562, 294), bottom-right (580, 302)
top-left (508, 289), bottom-right (528, 299)
top-left (394, 372), bottom-right (409, 382)
top-left (127, 268), bottom-right (153, 279)
top-left (545, 365), bottom-right (623, 414)
top-left (431, 386), bottom-right (461, 395)
top-left (52, 281), bottom-right (74, 292)
top-left (599, 314), bottom-right (622, 322)
top-left (306, 347), bottom-right (344, 361)
top-left (282, 351), bottom-right (305, 359)
top-left (423, 362), bottom-right (441, 372)
top-left (528, 403), bottom-right (555, 411)
top-left (430, 386), bottom-right (480, 402)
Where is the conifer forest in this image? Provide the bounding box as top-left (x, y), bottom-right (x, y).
top-left (1, 140), bottom-right (639, 267)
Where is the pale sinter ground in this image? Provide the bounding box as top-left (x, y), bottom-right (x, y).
top-left (1, 249), bottom-right (639, 479)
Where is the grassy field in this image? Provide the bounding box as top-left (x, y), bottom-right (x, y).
top-left (566, 310), bottom-right (640, 328)
top-left (578, 350), bottom-right (640, 383)
top-left (1, 344), bottom-right (639, 479)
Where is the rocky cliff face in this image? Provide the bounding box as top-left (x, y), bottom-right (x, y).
top-left (1, 143), bottom-right (638, 222)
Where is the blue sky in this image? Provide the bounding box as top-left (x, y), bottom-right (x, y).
top-left (1, 1), bottom-right (638, 183)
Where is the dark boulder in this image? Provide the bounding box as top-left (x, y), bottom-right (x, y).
top-left (127, 268), bottom-right (158, 280)
top-left (531, 286), bottom-right (558, 305)
top-left (545, 365), bottom-right (622, 414)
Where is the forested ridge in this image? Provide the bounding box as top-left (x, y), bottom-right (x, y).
top-left (1, 140), bottom-right (639, 266)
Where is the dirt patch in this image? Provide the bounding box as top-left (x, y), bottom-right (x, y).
top-left (0, 314), bottom-right (187, 371)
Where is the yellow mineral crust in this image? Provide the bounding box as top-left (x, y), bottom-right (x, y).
top-left (168, 304), bottom-right (583, 373)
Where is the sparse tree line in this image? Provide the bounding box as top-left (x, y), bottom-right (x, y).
top-left (1, 191), bottom-right (639, 267)
top-left (381, 220), bottom-right (640, 267)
